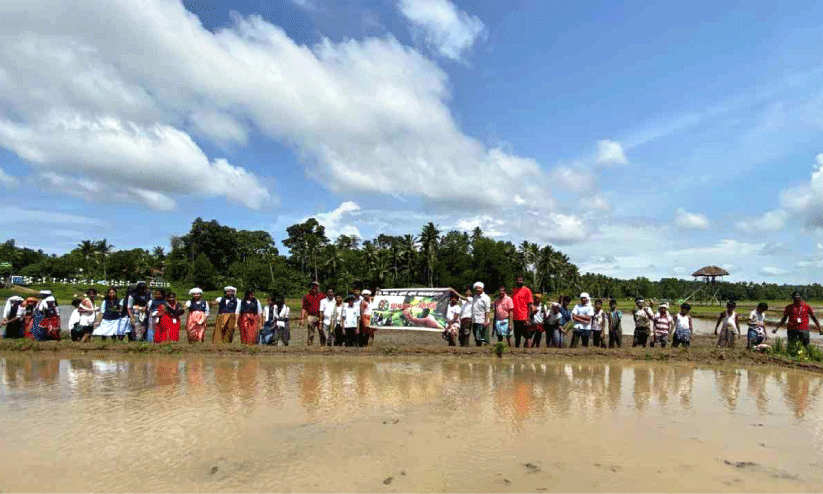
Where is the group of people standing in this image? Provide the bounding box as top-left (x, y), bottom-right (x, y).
top-left (300, 282), bottom-right (377, 347)
top-left (0, 290), bottom-right (61, 341)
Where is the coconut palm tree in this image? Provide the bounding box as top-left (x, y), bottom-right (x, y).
top-left (77, 240), bottom-right (97, 278)
top-left (420, 222), bottom-right (440, 287)
top-left (95, 239), bottom-right (115, 280)
top-left (400, 234), bottom-right (418, 285)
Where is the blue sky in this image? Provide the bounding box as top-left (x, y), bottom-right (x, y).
top-left (2, 0), bottom-right (823, 283)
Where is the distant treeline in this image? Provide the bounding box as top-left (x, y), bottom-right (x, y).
top-left (1, 218), bottom-right (819, 301)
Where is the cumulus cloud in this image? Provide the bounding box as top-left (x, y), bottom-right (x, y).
top-left (675, 208), bottom-right (709, 230)
top-left (776, 153), bottom-right (823, 229)
top-left (735, 209), bottom-right (789, 232)
top-left (0, 0), bottom-right (549, 213)
top-left (0, 114), bottom-right (269, 209)
top-left (312, 201), bottom-right (363, 240)
top-left (595, 140), bottom-right (628, 166)
top-left (397, 0), bottom-right (486, 62)
top-left (0, 167), bottom-right (14, 187)
top-left (550, 166), bottom-right (595, 193)
top-left (759, 266), bottom-right (789, 277)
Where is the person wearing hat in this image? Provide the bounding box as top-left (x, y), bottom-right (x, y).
top-left (214, 286), bottom-right (240, 343)
top-left (185, 288), bottom-right (210, 343)
top-left (651, 302), bottom-right (673, 348)
top-left (2, 295), bottom-right (25, 338)
top-left (773, 291), bottom-right (822, 347)
top-left (300, 282), bottom-right (326, 346)
top-left (570, 293), bottom-right (594, 348)
top-left (470, 282), bottom-right (492, 346)
top-left (632, 297), bottom-right (654, 348)
top-left (127, 281), bottom-right (151, 341)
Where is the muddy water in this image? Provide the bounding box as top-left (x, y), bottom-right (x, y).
top-left (1, 357), bottom-right (822, 493)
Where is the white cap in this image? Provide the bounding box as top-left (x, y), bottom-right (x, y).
top-left (580, 292), bottom-right (590, 299)
top-left (362, 290), bottom-right (372, 296)
top-left (224, 286), bottom-right (237, 292)
top-left (473, 282), bottom-right (485, 290)
top-left (189, 288), bottom-right (203, 295)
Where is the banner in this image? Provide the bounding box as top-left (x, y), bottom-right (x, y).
top-left (371, 288), bottom-right (454, 332)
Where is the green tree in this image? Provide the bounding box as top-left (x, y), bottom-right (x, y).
top-left (420, 222), bottom-right (440, 287)
top-left (191, 253), bottom-right (218, 290)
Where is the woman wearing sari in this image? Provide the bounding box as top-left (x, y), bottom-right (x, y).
top-left (185, 288), bottom-right (209, 343)
top-left (22, 297), bottom-right (37, 339)
top-left (213, 286), bottom-right (239, 343)
top-left (35, 296), bottom-right (61, 341)
top-left (238, 290), bottom-right (262, 345)
top-left (155, 292), bottom-right (184, 343)
top-left (147, 289), bottom-right (166, 343)
top-left (94, 288), bottom-right (123, 340)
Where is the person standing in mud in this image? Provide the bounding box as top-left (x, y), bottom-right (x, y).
top-left (359, 290), bottom-right (374, 347)
top-left (773, 291), bottom-right (822, 347)
top-left (608, 299), bottom-right (622, 348)
top-left (2, 295), bottom-right (25, 338)
top-left (471, 282), bottom-right (491, 346)
top-left (632, 298), bottom-right (654, 347)
top-left (320, 288), bottom-right (336, 347)
top-left (555, 295), bottom-right (572, 348)
top-left (493, 285), bottom-right (514, 346)
top-left (511, 275), bottom-right (534, 348)
top-left (238, 289), bottom-right (263, 345)
top-left (570, 293), bottom-right (594, 348)
top-left (300, 282), bottom-right (325, 346)
top-left (444, 292), bottom-right (462, 346)
top-left (213, 286), bottom-right (240, 343)
top-left (342, 294), bottom-right (360, 347)
top-left (714, 301), bottom-right (740, 348)
top-left (127, 281), bottom-right (150, 341)
top-left (459, 288), bottom-right (474, 347)
top-left (185, 288), bottom-right (209, 343)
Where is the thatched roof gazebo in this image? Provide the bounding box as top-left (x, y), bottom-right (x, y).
top-left (692, 265), bottom-right (729, 280)
top-left (684, 265), bottom-right (729, 306)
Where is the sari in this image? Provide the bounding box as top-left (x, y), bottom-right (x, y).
top-left (238, 313), bottom-right (260, 345)
top-left (155, 302), bottom-right (182, 343)
top-left (186, 310), bottom-right (207, 343)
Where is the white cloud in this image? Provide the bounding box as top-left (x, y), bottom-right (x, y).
top-left (456, 215), bottom-right (506, 237)
top-left (595, 140), bottom-right (628, 166)
top-left (675, 208), bottom-right (710, 230)
top-left (735, 209), bottom-right (789, 232)
top-left (0, 167), bottom-right (15, 187)
top-left (672, 266), bottom-right (686, 275)
top-left (0, 206), bottom-right (105, 226)
top-left (312, 201), bottom-right (363, 240)
top-left (550, 166), bottom-right (595, 193)
top-left (776, 153), bottom-right (823, 229)
top-left (397, 0), bottom-right (486, 62)
top-left (0, 113), bottom-right (269, 209)
top-left (0, 0), bottom-right (548, 213)
top-left (759, 266), bottom-right (789, 277)
top-left (580, 196), bottom-right (611, 212)
top-left (290, 0), bottom-right (319, 10)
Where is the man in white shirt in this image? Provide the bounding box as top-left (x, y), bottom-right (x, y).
top-left (319, 288), bottom-right (336, 347)
top-left (470, 282), bottom-right (492, 346)
top-left (459, 288), bottom-right (474, 347)
top-left (570, 292), bottom-right (594, 348)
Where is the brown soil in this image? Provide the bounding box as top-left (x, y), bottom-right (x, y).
top-left (2, 330), bottom-right (821, 374)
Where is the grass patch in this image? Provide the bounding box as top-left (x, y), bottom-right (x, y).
top-left (492, 342), bottom-right (507, 358)
top-left (768, 337), bottom-right (823, 363)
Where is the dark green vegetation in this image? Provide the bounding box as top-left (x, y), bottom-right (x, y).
top-left (2, 217), bottom-right (823, 300)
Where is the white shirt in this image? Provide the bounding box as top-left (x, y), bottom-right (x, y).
top-left (3, 300), bottom-right (24, 320)
top-left (68, 308), bottom-right (81, 328)
top-left (36, 299), bottom-right (60, 315)
top-left (78, 298), bottom-right (97, 326)
top-left (748, 310), bottom-right (766, 335)
top-left (343, 304), bottom-right (360, 328)
top-left (532, 304), bottom-right (545, 325)
top-left (675, 313), bottom-right (691, 333)
top-left (572, 304), bottom-right (595, 331)
top-left (184, 299), bottom-right (211, 315)
top-left (446, 303), bottom-right (462, 324)
top-left (591, 309), bottom-right (606, 332)
top-left (471, 293), bottom-right (491, 324)
top-left (460, 298), bottom-right (473, 319)
top-left (320, 297), bottom-right (336, 325)
top-left (276, 306), bottom-right (290, 328)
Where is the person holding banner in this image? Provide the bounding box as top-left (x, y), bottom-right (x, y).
top-left (471, 282), bottom-right (491, 346)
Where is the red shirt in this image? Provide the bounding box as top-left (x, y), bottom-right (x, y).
top-left (302, 292), bottom-right (324, 316)
top-left (511, 286), bottom-right (534, 322)
top-left (783, 302), bottom-right (814, 331)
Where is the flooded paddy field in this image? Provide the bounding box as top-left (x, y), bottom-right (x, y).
top-left (1, 355), bottom-right (821, 492)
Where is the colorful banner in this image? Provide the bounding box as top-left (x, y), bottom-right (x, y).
top-left (371, 288), bottom-right (453, 332)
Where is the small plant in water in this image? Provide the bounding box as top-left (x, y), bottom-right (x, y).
top-left (492, 342), bottom-right (507, 358)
